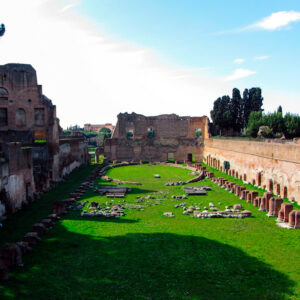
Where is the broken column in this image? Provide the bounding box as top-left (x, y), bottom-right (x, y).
top-left (264, 192), bottom-right (273, 211)
top-left (277, 203), bottom-right (293, 222)
top-left (289, 210), bottom-right (296, 228)
top-left (259, 197), bottom-right (267, 211)
top-left (295, 211), bottom-right (300, 229)
top-left (268, 179), bottom-right (273, 193)
top-left (268, 197), bottom-right (283, 217)
top-left (256, 172), bottom-right (261, 186)
top-left (275, 184), bottom-right (281, 196)
top-left (283, 186), bottom-right (288, 199)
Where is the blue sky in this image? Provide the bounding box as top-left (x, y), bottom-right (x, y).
top-left (77, 0), bottom-right (300, 92)
top-left (1, 0), bottom-right (300, 127)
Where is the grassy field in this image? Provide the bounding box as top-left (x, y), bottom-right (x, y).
top-left (0, 164), bottom-right (299, 299)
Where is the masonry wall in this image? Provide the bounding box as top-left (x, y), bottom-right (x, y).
top-left (203, 138), bottom-right (300, 204)
top-left (0, 143), bottom-right (35, 217)
top-left (57, 138), bottom-right (90, 178)
top-left (106, 112), bottom-right (208, 162)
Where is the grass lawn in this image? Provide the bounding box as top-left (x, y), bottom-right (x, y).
top-left (0, 164), bottom-right (299, 299)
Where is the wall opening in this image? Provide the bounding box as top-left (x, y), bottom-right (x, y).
top-left (126, 130), bottom-right (134, 139)
top-left (16, 108), bottom-right (26, 127)
top-left (168, 153), bottom-right (175, 163)
top-left (34, 108), bottom-right (45, 126)
top-left (195, 128), bottom-right (202, 138)
top-left (0, 108), bottom-right (8, 126)
top-left (147, 127), bottom-right (155, 138)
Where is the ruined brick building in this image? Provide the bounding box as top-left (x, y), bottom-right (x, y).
top-left (104, 112), bottom-right (209, 162)
top-left (84, 123), bottom-right (115, 133)
top-left (0, 64), bottom-right (89, 218)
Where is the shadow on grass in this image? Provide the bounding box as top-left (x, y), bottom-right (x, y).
top-left (0, 223), bottom-right (295, 300)
top-left (66, 215), bottom-right (140, 224)
top-left (0, 165), bottom-right (98, 248)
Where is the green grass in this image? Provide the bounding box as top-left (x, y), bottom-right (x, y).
top-left (0, 164), bottom-right (300, 299)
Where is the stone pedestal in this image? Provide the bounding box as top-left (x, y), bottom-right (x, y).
top-left (256, 172), bottom-right (261, 186)
top-left (268, 197), bottom-right (283, 217)
top-left (268, 179), bottom-right (273, 193)
top-left (295, 211), bottom-right (300, 229)
top-left (264, 192), bottom-right (273, 211)
top-left (275, 184), bottom-right (281, 196)
top-left (289, 210), bottom-right (296, 228)
top-left (253, 198), bottom-right (259, 207)
top-left (259, 197), bottom-right (267, 211)
top-left (277, 203), bottom-right (293, 223)
top-left (283, 186), bottom-right (288, 198)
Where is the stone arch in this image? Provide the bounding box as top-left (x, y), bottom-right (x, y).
top-left (0, 87), bottom-right (8, 95)
top-left (16, 108), bottom-right (26, 127)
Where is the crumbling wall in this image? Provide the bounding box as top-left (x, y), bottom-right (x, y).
top-left (0, 143), bottom-right (35, 216)
top-left (203, 138), bottom-right (300, 204)
top-left (106, 113), bottom-right (208, 162)
top-left (57, 138), bottom-right (90, 178)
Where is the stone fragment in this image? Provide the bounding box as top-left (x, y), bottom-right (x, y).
top-left (32, 223), bottom-right (48, 235)
top-left (233, 204), bottom-right (242, 210)
top-left (41, 219), bottom-right (54, 228)
top-left (1, 243), bottom-right (23, 267)
top-left (23, 232), bottom-right (41, 245)
top-left (52, 201), bottom-right (67, 215)
top-left (0, 259), bottom-right (8, 281)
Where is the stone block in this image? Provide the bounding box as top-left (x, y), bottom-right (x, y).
top-left (1, 243), bottom-right (22, 268)
top-left (33, 223), bottom-right (48, 235)
top-left (23, 232), bottom-right (41, 245)
top-left (0, 259), bottom-right (8, 281)
top-left (52, 201), bottom-right (67, 215)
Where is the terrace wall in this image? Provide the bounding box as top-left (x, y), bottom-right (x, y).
top-left (203, 138), bottom-right (300, 204)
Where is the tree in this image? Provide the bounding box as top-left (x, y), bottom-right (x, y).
top-left (230, 88), bottom-right (243, 131)
top-left (277, 106), bottom-right (282, 114)
top-left (248, 87), bottom-right (263, 112)
top-left (283, 113), bottom-right (300, 139)
top-left (99, 127), bottom-right (111, 139)
top-left (210, 95), bottom-right (232, 133)
top-left (246, 111), bottom-right (263, 137)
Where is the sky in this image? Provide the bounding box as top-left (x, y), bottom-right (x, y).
top-left (0, 0), bottom-right (300, 128)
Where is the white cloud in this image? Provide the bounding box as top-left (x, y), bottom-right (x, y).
top-left (250, 11), bottom-right (300, 30)
top-left (234, 58), bottom-right (245, 64)
top-left (225, 69), bottom-right (256, 81)
top-left (0, 0), bottom-right (233, 127)
top-left (254, 55), bottom-right (270, 60)
top-left (59, 1), bottom-right (80, 13)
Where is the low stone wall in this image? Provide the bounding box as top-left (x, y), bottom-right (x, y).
top-left (203, 138), bottom-right (300, 204)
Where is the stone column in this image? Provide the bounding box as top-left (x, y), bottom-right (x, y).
top-left (275, 184), bottom-right (280, 196)
top-left (289, 210), bottom-right (296, 228)
top-left (283, 186), bottom-right (288, 199)
top-left (259, 197), bottom-right (267, 211)
top-left (295, 211), bottom-right (300, 229)
top-left (264, 192), bottom-right (273, 211)
top-left (268, 197), bottom-right (283, 217)
top-left (256, 172), bottom-right (261, 186)
top-left (268, 179), bottom-right (273, 193)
